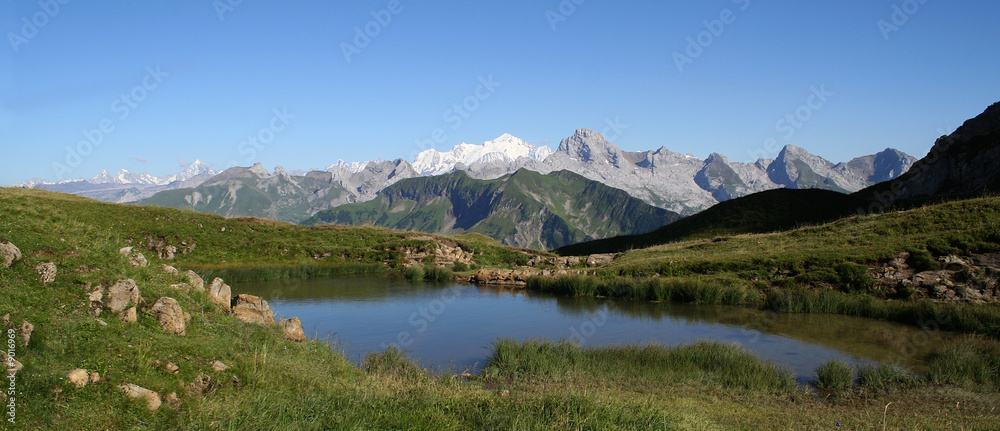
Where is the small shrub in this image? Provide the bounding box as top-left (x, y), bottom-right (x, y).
top-left (403, 265), bottom-right (425, 281)
top-left (834, 262), bottom-right (875, 294)
top-left (926, 238), bottom-right (962, 257)
top-left (906, 249), bottom-right (940, 272)
top-left (816, 359), bottom-right (854, 391)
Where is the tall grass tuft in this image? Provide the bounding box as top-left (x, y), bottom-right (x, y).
top-left (526, 275), bottom-right (761, 306)
top-left (187, 262), bottom-right (386, 283)
top-left (363, 346), bottom-right (426, 379)
top-left (928, 335), bottom-right (1000, 391)
top-left (815, 359), bottom-right (854, 391)
top-left (856, 364), bottom-right (916, 391)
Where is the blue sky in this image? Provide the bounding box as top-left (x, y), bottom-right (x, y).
top-left (2, 0), bottom-right (999, 185)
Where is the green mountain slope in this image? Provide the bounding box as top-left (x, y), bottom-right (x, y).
top-left (139, 165), bottom-right (353, 224)
top-left (303, 169), bottom-right (680, 249)
top-left (557, 189), bottom-right (868, 255)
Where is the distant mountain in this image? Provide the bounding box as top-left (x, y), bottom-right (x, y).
top-left (21, 160), bottom-right (217, 203)
top-left (444, 130), bottom-right (914, 215)
top-left (302, 169), bottom-right (680, 249)
top-left (856, 102), bottom-right (1000, 203)
top-left (412, 133), bottom-right (553, 176)
top-left (139, 159), bottom-right (419, 224)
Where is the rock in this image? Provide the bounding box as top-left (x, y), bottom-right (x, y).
top-left (231, 294), bottom-right (275, 326)
top-left (88, 285), bottom-right (104, 316)
top-left (586, 253), bottom-right (616, 267)
top-left (941, 255), bottom-right (971, 270)
top-left (188, 373), bottom-right (217, 398)
top-left (170, 283), bottom-right (191, 291)
top-left (95, 319), bottom-right (108, 327)
top-left (208, 278), bottom-right (231, 309)
top-left (20, 321), bottom-right (33, 346)
top-left (279, 317), bottom-right (306, 342)
top-left (184, 270), bottom-right (205, 290)
top-left (913, 271), bottom-right (954, 288)
top-left (106, 279), bottom-right (140, 314)
top-left (1, 314), bottom-right (8, 325)
top-left (2, 351), bottom-right (22, 376)
top-left (35, 262), bottom-right (57, 284)
top-left (210, 360), bottom-right (229, 372)
top-left (151, 297), bottom-right (186, 336)
top-left (122, 307), bottom-right (137, 324)
top-left (183, 312), bottom-right (192, 324)
top-left (165, 392), bottom-right (181, 409)
top-left (67, 369), bottom-right (89, 387)
top-left (89, 372), bottom-right (100, 384)
top-left (0, 241), bottom-right (22, 268)
top-left (161, 264), bottom-right (179, 275)
top-left (128, 252), bottom-right (149, 268)
top-left (119, 383), bottom-right (162, 410)
top-left (119, 246), bottom-right (133, 256)
top-left (164, 362), bottom-right (180, 374)
top-left (146, 236), bottom-right (178, 260)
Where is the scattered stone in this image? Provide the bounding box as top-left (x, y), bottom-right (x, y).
top-left (35, 262), bottom-right (57, 284)
top-left (89, 372), bottom-right (100, 384)
top-left (164, 362), bottom-right (180, 374)
top-left (170, 283), bottom-right (191, 291)
top-left (119, 246), bottom-right (133, 256)
top-left (231, 294), bottom-right (275, 326)
top-left (20, 321), bottom-right (33, 347)
top-left (67, 369), bottom-right (89, 388)
top-left (165, 392), bottom-right (181, 409)
top-left (128, 252), bottom-right (149, 268)
top-left (95, 318), bottom-right (108, 327)
top-left (279, 317), bottom-right (306, 342)
top-left (210, 360), bottom-right (229, 372)
top-left (0, 314), bottom-right (8, 325)
top-left (151, 297), bottom-right (186, 336)
top-left (161, 264), bottom-right (179, 275)
top-left (208, 278), bottom-right (232, 309)
top-left (184, 270), bottom-right (205, 290)
top-left (586, 253), bottom-right (616, 267)
top-left (0, 241), bottom-right (22, 268)
top-left (2, 351), bottom-right (22, 376)
top-left (122, 307), bottom-right (138, 324)
top-left (187, 373), bottom-right (217, 398)
top-left (106, 279), bottom-right (140, 314)
top-left (119, 383), bottom-right (162, 411)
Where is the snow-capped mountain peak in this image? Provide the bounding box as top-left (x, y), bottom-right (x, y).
top-left (411, 133), bottom-right (553, 176)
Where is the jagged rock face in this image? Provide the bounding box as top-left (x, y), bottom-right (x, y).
top-left (858, 102), bottom-right (1000, 202)
top-left (208, 278), bottom-right (232, 309)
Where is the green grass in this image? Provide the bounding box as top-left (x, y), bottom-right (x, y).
top-left (816, 359), bottom-right (854, 391)
top-left (4, 187), bottom-right (1000, 429)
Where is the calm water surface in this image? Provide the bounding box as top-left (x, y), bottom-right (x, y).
top-left (233, 276), bottom-right (956, 381)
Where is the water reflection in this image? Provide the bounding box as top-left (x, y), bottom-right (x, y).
top-left (232, 276), bottom-right (956, 381)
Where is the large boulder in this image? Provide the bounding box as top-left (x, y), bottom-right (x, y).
top-left (208, 278), bottom-right (232, 309)
top-left (106, 279), bottom-right (140, 314)
top-left (67, 369), bottom-right (90, 388)
top-left (231, 294), bottom-right (276, 326)
top-left (35, 262), bottom-right (57, 284)
top-left (151, 297), bottom-right (186, 336)
top-left (0, 241), bottom-right (21, 268)
top-left (119, 383), bottom-right (162, 410)
top-left (185, 270), bottom-right (205, 290)
top-left (161, 264), bottom-right (179, 275)
top-left (279, 317), bottom-right (306, 342)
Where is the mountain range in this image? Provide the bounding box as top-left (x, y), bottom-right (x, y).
top-left (302, 169), bottom-right (679, 249)
top-left (20, 160), bottom-right (217, 203)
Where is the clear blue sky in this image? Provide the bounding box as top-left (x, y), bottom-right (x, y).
top-left (2, 0), bottom-right (999, 185)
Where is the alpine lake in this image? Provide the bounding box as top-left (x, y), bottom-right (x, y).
top-left (233, 275), bottom-right (956, 382)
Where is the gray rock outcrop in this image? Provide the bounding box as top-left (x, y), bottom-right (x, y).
top-left (231, 294), bottom-right (276, 326)
top-left (151, 297), bottom-right (186, 336)
top-left (208, 278), bottom-right (231, 309)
